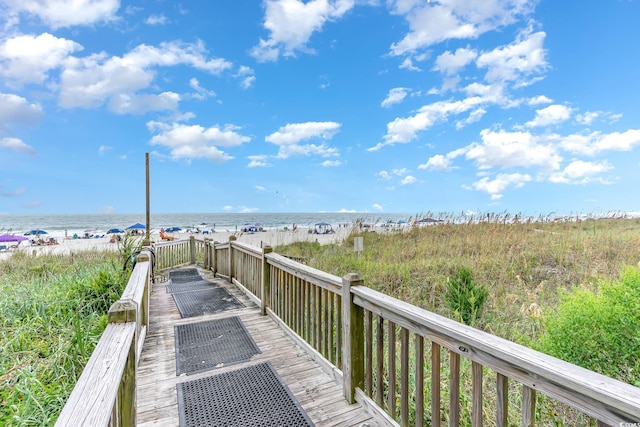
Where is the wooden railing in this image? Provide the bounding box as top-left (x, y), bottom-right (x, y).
top-left (183, 236), bottom-right (640, 427)
top-left (155, 238), bottom-right (191, 270)
top-left (56, 249), bottom-right (152, 427)
top-left (62, 236), bottom-right (640, 426)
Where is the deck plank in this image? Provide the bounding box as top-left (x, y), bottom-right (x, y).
top-left (136, 270), bottom-right (390, 427)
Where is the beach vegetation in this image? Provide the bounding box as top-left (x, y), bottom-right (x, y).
top-left (277, 215), bottom-right (640, 382)
top-left (0, 250), bottom-right (127, 426)
top-left (277, 215), bottom-right (640, 425)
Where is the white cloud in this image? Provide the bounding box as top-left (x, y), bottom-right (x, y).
top-left (255, 185), bottom-right (267, 192)
top-left (58, 40), bottom-right (232, 112)
top-left (433, 47), bottom-right (477, 75)
top-left (559, 129), bottom-right (640, 156)
top-left (147, 121), bottom-right (250, 162)
top-left (392, 168), bottom-right (409, 176)
top-left (98, 145), bottom-right (111, 155)
top-left (476, 28), bottom-right (547, 84)
top-left (456, 108), bottom-right (486, 129)
top-left (399, 57), bottom-right (421, 71)
top-left (528, 95), bottom-right (552, 105)
top-left (3, 0), bottom-right (120, 29)
top-left (468, 173), bottom-right (532, 200)
top-left (188, 78), bottom-right (216, 100)
top-left (465, 129), bottom-right (562, 171)
top-left (381, 87), bottom-right (409, 107)
top-left (400, 175), bottom-right (417, 185)
top-left (145, 14), bottom-right (168, 25)
top-left (377, 170), bottom-right (391, 180)
top-left (419, 154), bottom-right (452, 171)
top-left (525, 104), bottom-right (572, 127)
top-left (248, 155), bottom-right (271, 168)
top-left (266, 121), bottom-right (341, 159)
top-left (108, 91), bottom-right (180, 114)
top-left (236, 66), bottom-right (255, 89)
top-left (0, 93), bottom-right (43, 125)
top-left (371, 96), bottom-right (485, 150)
top-left (251, 0), bottom-right (355, 62)
top-left (389, 0), bottom-right (534, 56)
top-left (548, 160), bottom-right (613, 184)
top-left (0, 137), bottom-right (36, 154)
top-left (372, 203), bottom-right (383, 211)
top-left (321, 160), bottom-right (342, 167)
top-left (0, 33), bottom-right (82, 86)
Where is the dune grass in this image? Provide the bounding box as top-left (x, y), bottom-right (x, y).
top-left (279, 215), bottom-right (640, 344)
top-left (0, 250), bottom-right (129, 426)
top-left (277, 215), bottom-right (640, 425)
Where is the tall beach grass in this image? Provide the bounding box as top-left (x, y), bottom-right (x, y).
top-left (0, 250), bottom-right (129, 426)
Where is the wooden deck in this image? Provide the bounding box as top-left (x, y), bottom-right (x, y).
top-left (136, 269), bottom-right (387, 427)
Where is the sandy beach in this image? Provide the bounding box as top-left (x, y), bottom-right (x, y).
top-left (0, 225), bottom-right (358, 261)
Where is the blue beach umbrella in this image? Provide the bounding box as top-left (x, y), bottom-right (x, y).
top-left (126, 223), bottom-right (146, 230)
top-left (24, 229), bottom-right (48, 236)
top-left (107, 228), bottom-right (124, 234)
top-left (165, 226), bottom-right (182, 232)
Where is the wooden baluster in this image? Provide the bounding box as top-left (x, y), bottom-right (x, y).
top-left (365, 310), bottom-right (373, 396)
top-left (415, 335), bottom-right (424, 427)
top-left (472, 361), bottom-right (483, 427)
top-left (449, 351), bottom-right (460, 427)
top-left (400, 327), bottom-right (409, 426)
top-left (260, 246), bottom-right (272, 316)
top-left (496, 373), bottom-right (508, 427)
top-left (376, 315), bottom-right (384, 407)
top-left (388, 321), bottom-right (396, 419)
top-left (522, 385), bottom-right (536, 427)
top-left (431, 342), bottom-right (441, 427)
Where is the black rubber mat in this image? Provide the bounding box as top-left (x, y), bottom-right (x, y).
top-left (166, 279), bottom-right (218, 294)
top-left (177, 362), bottom-right (315, 427)
top-left (169, 269), bottom-right (203, 283)
top-left (172, 287), bottom-right (244, 318)
top-left (175, 316), bottom-right (261, 375)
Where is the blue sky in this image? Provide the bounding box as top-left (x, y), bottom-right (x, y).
top-left (1, 0), bottom-right (639, 216)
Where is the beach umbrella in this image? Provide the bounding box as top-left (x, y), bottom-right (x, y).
top-left (165, 226), bottom-right (182, 232)
top-left (126, 223), bottom-right (146, 230)
top-left (24, 229), bottom-right (48, 236)
top-left (107, 228), bottom-right (124, 234)
top-left (0, 234), bottom-right (28, 242)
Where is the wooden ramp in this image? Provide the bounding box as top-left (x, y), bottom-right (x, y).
top-left (136, 269), bottom-right (387, 427)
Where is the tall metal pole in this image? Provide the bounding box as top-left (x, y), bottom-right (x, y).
top-left (145, 152), bottom-right (151, 245)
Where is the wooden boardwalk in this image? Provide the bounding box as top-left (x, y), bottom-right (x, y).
top-left (136, 269), bottom-right (387, 427)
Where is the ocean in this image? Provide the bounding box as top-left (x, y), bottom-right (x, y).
top-left (0, 212), bottom-right (413, 239)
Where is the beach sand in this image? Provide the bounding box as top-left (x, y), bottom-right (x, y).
top-left (0, 226), bottom-right (357, 260)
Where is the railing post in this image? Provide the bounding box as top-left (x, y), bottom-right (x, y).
top-left (107, 300), bottom-right (138, 427)
top-left (189, 235), bottom-right (196, 264)
top-left (203, 238), bottom-right (210, 270)
top-left (261, 246), bottom-right (273, 315)
top-left (342, 273), bottom-right (364, 404)
top-left (212, 241), bottom-right (218, 276)
top-left (228, 235), bottom-right (237, 283)
top-left (136, 249), bottom-right (151, 331)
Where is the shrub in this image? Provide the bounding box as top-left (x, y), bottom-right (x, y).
top-left (537, 267), bottom-right (640, 385)
top-left (445, 267), bottom-right (488, 325)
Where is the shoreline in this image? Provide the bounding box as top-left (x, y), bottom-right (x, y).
top-left (0, 225), bottom-right (367, 260)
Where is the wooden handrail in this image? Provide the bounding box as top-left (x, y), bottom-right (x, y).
top-left (56, 249), bottom-right (152, 427)
top-left (350, 286), bottom-right (640, 425)
top-left (64, 237), bottom-right (640, 426)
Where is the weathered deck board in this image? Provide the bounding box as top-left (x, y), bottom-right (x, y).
top-left (136, 270), bottom-right (389, 427)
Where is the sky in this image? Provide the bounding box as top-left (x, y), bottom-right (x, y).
top-left (1, 0), bottom-right (639, 216)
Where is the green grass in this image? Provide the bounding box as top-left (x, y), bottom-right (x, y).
top-left (275, 215), bottom-right (640, 425)
top-left (0, 251), bottom-right (128, 426)
top-left (277, 216), bottom-right (640, 348)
